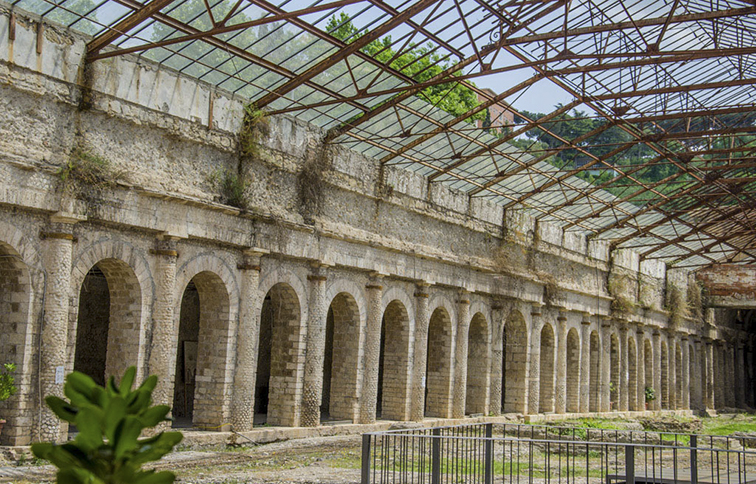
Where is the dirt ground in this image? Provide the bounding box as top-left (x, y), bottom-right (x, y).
top-left (0, 434), bottom-right (364, 484)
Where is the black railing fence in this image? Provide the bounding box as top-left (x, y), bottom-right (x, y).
top-left (362, 423), bottom-right (756, 484)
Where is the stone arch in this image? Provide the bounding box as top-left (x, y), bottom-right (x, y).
top-left (466, 312), bottom-right (490, 415)
top-left (539, 323), bottom-right (556, 413)
top-left (628, 336), bottom-right (638, 411)
top-left (323, 291), bottom-right (362, 422)
top-left (173, 270), bottom-right (233, 429)
top-left (589, 331), bottom-right (601, 412)
top-left (644, 339), bottom-right (653, 409)
top-left (565, 328), bottom-right (580, 413)
top-left (675, 342), bottom-right (683, 410)
top-left (0, 235), bottom-right (36, 445)
top-left (503, 310), bottom-right (528, 413)
top-left (381, 287), bottom-right (414, 329)
top-left (71, 258), bottom-right (143, 387)
top-left (425, 306), bottom-right (453, 417)
top-left (660, 340), bottom-right (669, 409)
top-left (610, 333), bottom-right (620, 411)
top-left (378, 299), bottom-right (412, 420)
top-left (70, 239), bottom-right (154, 376)
top-left (256, 282), bottom-right (304, 427)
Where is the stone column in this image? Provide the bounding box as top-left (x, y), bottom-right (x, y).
top-left (555, 313), bottom-right (568, 414)
top-left (727, 343), bottom-right (737, 408)
top-left (489, 305), bottom-right (505, 416)
top-left (410, 283), bottom-right (431, 421)
top-left (619, 323), bottom-right (629, 412)
top-left (667, 332), bottom-right (677, 410)
top-left (579, 316), bottom-right (591, 413)
top-left (147, 235), bottom-right (180, 417)
top-left (452, 291), bottom-right (470, 419)
top-left (652, 330), bottom-right (662, 411)
top-left (301, 265), bottom-right (329, 427)
top-left (230, 250), bottom-right (265, 431)
top-left (39, 213), bottom-right (81, 442)
top-left (600, 321), bottom-right (612, 412)
top-left (359, 276), bottom-right (384, 424)
top-left (704, 339), bottom-right (714, 410)
top-left (681, 336), bottom-right (690, 410)
top-left (637, 327), bottom-right (646, 411)
top-left (527, 306), bottom-right (543, 414)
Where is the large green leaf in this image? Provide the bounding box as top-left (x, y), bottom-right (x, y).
top-left (119, 367), bottom-right (137, 395)
top-left (45, 396), bottom-right (78, 422)
top-left (113, 416), bottom-right (143, 459)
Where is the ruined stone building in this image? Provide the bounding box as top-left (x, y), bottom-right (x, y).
top-left (1, 2), bottom-right (755, 447)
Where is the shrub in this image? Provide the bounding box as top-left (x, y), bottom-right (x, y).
top-left (32, 367), bottom-right (183, 484)
top-left (645, 386), bottom-right (656, 402)
top-left (0, 363), bottom-right (16, 402)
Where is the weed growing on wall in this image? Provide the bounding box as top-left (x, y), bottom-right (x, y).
top-left (208, 168), bottom-right (249, 209)
top-left (298, 144), bottom-right (330, 224)
top-left (58, 148), bottom-right (124, 200)
top-left (667, 283), bottom-right (690, 327)
top-left (239, 104), bottom-right (269, 160)
top-left (608, 273), bottom-right (637, 314)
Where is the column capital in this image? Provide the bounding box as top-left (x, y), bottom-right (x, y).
top-left (152, 237), bottom-right (179, 257)
top-left (50, 211), bottom-right (86, 225)
top-left (531, 303), bottom-right (543, 317)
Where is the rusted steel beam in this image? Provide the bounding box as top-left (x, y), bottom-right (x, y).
top-left (590, 77), bottom-right (756, 102)
top-left (88, 0), bottom-right (366, 61)
top-left (499, 5), bottom-right (756, 47)
top-left (87, 0), bottom-right (177, 55)
top-left (253, 0), bottom-right (441, 109)
top-left (324, 0), bottom-right (567, 141)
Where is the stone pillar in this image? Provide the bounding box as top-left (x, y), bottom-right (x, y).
top-left (619, 324), bottom-right (629, 412)
top-left (579, 316), bottom-right (591, 413)
top-left (489, 305), bottom-right (505, 416)
top-left (527, 306), bottom-right (543, 414)
top-left (147, 236), bottom-right (180, 417)
top-left (681, 336), bottom-right (690, 410)
top-left (230, 250), bottom-right (265, 431)
top-left (727, 343), bottom-right (737, 408)
top-left (637, 327), bottom-right (646, 411)
top-left (39, 213), bottom-right (81, 442)
top-left (301, 265), bottom-right (330, 427)
top-left (653, 330), bottom-right (662, 411)
top-left (667, 332), bottom-right (677, 410)
top-left (704, 339), bottom-right (714, 410)
top-left (600, 321), bottom-right (612, 412)
top-left (410, 283), bottom-right (431, 421)
top-left (359, 276), bottom-right (384, 424)
top-left (452, 291), bottom-right (470, 419)
top-left (555, 313), bottom-right (568, 414)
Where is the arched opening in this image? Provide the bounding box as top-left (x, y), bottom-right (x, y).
top-left (675, 343), bottom-right (683, 410)
top-left (466, 312), bottom-right (489, 415)
top-left (74, 259), bottom-right (142, 387)
top-left (0, 242), bottom-right (32, 445)
top-left (628, 337), bottom-right (638, 411)
top-left (425, 307), bottom-right (453, 418)
top-left (589, 331), bottom-right (601, 412)
top-left (565, 328), bottom-right (580, 413)
top-left (539, 324), bottom-right (555, 413)
top-left (610, 334), bottom-right (619, 411)
top-left (644, 339), bottom-right (653, 410)
top-left (322, 292), bottom-right (361, 422)
top-left (661, 341), bottom-right (669, 409)
top-left (255, 283), bottom-right (303, 426)
top-left (378, 300), bottom-right (411, 420)
top-left (173, 271), bottom-right (231, 428)
top-left (503, 311), bottom-right (528, 413)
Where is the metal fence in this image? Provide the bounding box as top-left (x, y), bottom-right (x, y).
top-left (361, 423), bottom-right (756, 484)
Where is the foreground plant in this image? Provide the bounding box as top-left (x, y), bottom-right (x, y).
top-left (32, 367), bottom-right (183, 484)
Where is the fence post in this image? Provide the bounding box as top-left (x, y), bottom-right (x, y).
top-left (690, 435), bottom-right (698, 484)
top-left (625, 445), bottom-right (635, 484)
top-left (485, 423), bottom-right (493, 484)
top-left (362, 433), bottom-right (372, 484)
top-left (432, 428), bottom-right (441, 484)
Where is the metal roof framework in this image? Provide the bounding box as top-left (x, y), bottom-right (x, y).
top-left (10, 0), bottom-right (756, 268)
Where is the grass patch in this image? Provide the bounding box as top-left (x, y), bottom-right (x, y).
top-left (208, 168), bottom-right (249, 209)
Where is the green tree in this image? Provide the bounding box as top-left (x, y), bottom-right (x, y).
top-left (32, 367), bottom-right (183, 484)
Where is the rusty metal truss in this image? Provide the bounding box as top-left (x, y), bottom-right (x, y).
top-left (11, 0), bottom-right (756, 268)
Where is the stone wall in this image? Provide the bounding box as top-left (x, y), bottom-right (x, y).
top-left (0, 8), bottom-right (754, 446)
